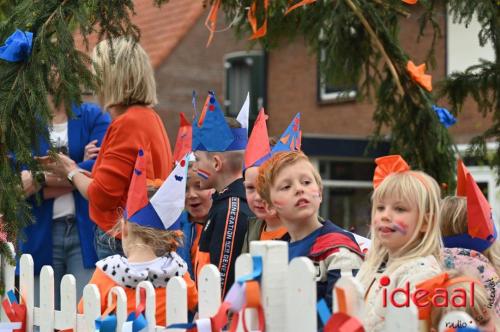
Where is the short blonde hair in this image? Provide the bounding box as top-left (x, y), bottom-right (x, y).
top-left (358, 171), bottom-right (442, 287)
top-left (440, 196), bottom-right (468, 236)
top-left (92, 38), bottom-right (157, 109)
top-left (256, 151), bottom-right (322, 205)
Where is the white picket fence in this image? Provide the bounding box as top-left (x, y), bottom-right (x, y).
top-left (1, 241), bottom-right (478, 331)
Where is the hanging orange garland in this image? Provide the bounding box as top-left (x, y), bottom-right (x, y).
top-left (285, 0), bottom-right (317, 15)
top-left (247, 0), bottom-right (269, 40)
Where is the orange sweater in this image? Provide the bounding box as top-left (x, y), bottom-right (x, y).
top-left (88, 106), bottom-right (173, 232)
top-left (78, 267), bottom-right (198, 326)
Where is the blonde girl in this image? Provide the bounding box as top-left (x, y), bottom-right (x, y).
top-left (441, 196), bottom-right (500, 317)
top-left (357, 155), bottom-right (443, 331)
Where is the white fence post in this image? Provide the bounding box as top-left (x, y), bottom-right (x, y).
top-left (332, 275), bottom-right (365, 319)
top-left (137, 281), bottom-right (156, 331)
top-left (82, 284), bottom-right (101, 331)
top-left (197, 264), bottom-right (221, 319)
top-left (19, 254), bottom-right (34, 332)
top-left (286, 257), bottom-right (317, 332)
top-left (166, 277), bottom-right (187, 331)
top-left (38, 266), bottom-right (55, 331)
top-left (109, 286), bottom-right (127, 331)
top-left (0, 243), bottom-right (16, 321)
top-left (249, 240), bottom-right (289, 332)
top-left (235, 253), bottom-right (255, 332)
top-left (55, 274), bottom-right (76, 331)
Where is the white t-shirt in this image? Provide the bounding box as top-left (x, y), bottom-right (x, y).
top-left (50, 122), bottom-right (75, 219)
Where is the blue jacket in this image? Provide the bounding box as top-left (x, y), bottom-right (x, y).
top-left (18, 103), bottom-right (111, 274)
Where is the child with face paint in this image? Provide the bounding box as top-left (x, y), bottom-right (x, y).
top-left (256, 151), bottom-right (363, 309)
top-left (191, 93), bottom-right (253, 297)
top-left (176, 164), bottom-right (214, 280)
top-left (356, 155), bottom-right (443, 332)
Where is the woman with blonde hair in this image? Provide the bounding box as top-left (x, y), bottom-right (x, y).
top-left (356, 155), bottom-right (443, 331)
top-left (44, 38), bottom-right (173, 258)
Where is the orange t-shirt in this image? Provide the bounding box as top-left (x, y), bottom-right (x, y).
top-left (87, 106), bottom-right (173, 232)
top-left (260, 226), bottom-right (288, 241)
top-left (78, 268), bottom-right (197, 326)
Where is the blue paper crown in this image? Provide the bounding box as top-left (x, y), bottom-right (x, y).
top-left (443, 224), bottom-right (497, 253)
top-left (192, 92), bottom-right (248, 152)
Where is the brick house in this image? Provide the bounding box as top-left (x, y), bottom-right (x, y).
top-left (77, 0), bottom-right (499, 235)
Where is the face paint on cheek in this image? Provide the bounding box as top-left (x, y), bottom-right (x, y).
top-left (271, 199), bottom-right (285, 209)
top-left (196, 168), bottom-right (211, 180)
top-left (393, 221), bottom-right (408, 235)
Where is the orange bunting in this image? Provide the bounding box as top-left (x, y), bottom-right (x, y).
top-left (415, 273), bottom-right (478, 320)
top-left (285, 0), bottom-right (317, 15)
top-left (205, 0), bottom-right (222, 47)
top-left (402, 0), bottom-right (417, 4)
top-left (406, 60), bottom-right (432, 92)
top-left (373, 155), bottom-right (410, 188)
top-left (247, 0), bottom-right (269, 40)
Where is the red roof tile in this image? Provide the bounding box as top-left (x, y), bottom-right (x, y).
top-left (75, 0), bottom-right (204, 68)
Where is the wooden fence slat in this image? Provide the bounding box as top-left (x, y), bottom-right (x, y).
top-left (197, 264), bottom-right (221, 319)
top-left (39, 266), bottom-right (55, 331)
top-left (249, 241), bottom-right (289, 332)
top-left (82, 284), bottom-right (101, 331)
top-left (55, 274), bottom-right (76, 330)
top-left (235, 253), bottom-right (255, 332)
top-left (166, 276), bottom-right (187, 332)
top-left (285, 257), bottom-right (317, 332)
top-left (19, 254), bottom-right (34, 332)
top-left (108, 286), bottom-right (127, 332)
top-left (137, 281), bottom-right (156, 331)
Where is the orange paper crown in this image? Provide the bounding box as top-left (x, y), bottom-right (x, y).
top-left (244, 108), bottom-right (271, 169)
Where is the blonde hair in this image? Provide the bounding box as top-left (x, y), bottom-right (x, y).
top-left (256, 151), bottom-right (323, 205)
top-left (440, 196), bottom-right (467, 236)
top-left (358, 171), bottom-right (442, 287)
top-left (430, 270), bottom-right (499, 330)
top-left (92, 37), bottom-right (157, 109)
top-left (111, 218), bottom-right (183, 257)
top-left (440, 196), bottom-right (500, 274)
top-left (483, 241), bottom-right (500, 276)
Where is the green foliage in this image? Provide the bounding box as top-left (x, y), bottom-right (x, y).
top-left (439, 0), bottom-right (499, 181)
top-left (0, 0), bottom-right (167, 260)
top-left (218, 0), bottom-right (456, 186)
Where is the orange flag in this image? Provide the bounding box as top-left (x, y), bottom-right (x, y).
top-left (173, 112), bottom-right (192, 163)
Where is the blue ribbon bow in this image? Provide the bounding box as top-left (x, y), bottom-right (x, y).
top-left (432, 105), bottom-right (457, 128)
top-left (0, 29), bottom-right (33, 62)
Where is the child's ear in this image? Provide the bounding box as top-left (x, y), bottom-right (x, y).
top-left (212, 154), bottom-right (223, 172)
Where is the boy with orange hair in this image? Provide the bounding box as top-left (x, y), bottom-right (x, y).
top-left (257, 151), bottom-right (363, 308)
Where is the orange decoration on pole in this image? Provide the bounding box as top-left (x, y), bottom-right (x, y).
top-left (406, 60), bottom-right (432, 92)
top-left (402, 0), bottom-right (417, 4)
top-left (285, 0), bottom-right (317, 15)
top-left (205, 0), bottom-right (222, 47)
top-left (247, 0), bottom-right (269, 40)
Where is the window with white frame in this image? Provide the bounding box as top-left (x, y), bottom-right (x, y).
top-left (317, 48), bottom-right (357, 103)
top-left (314, 158), bottom-right (375, 237)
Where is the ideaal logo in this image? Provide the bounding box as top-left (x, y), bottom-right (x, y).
top-left (380, 276), bottom-right (475, 308)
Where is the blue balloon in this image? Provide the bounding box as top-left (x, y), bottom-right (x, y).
top-left (0, 29), bottom-right (33, 62)
top-left (432, 105), bottom-right (457, 128)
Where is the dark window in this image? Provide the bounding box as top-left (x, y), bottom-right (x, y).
top-left (317, 48), bottom-right (356, 103)
top-left (224, 51), bottom-right (266, 127)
